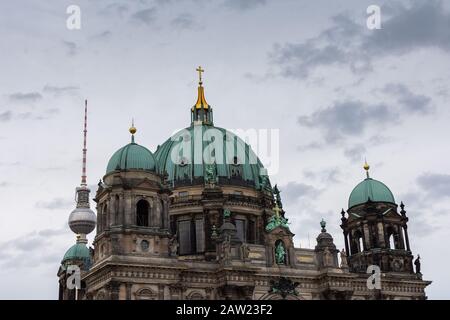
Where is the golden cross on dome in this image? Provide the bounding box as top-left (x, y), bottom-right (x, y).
top-left (196, 66), bottom-right (204, 84)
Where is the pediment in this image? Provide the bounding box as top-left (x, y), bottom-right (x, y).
top-left (134, 178), bottom-right (159, 189)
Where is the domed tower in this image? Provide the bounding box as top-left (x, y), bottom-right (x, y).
top-left (154, 67), bottom-right (281, 266)
top-left (58, 100), bottom-right (96, 300)
top-left (340, 162), bottom-right (415, 274)
top-left (92, 121), bottom-right (172, 279)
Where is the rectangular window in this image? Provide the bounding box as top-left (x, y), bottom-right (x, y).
top-left (178, 220), bottom-right (192, 255)
top-left (235, 219), bottom-right (246, 242)
top-left (248, 219), bottom-right (255, 244)
top-left (179, 191), bottom-right (189, 198)
top-left (195, 218), bottom-right (205, 253)
top-left (233, 190), bottom-right (243, 195)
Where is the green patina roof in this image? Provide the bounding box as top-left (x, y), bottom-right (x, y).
top-left (348, 177), bottom-right (395, 208)
top-left (106, 141), bottom-right (156, 174)
top-left (154, 124), bottom-right (268, 189)
top-left (62, 243), bottom-right (90, 263)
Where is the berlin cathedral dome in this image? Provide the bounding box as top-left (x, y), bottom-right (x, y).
top-left (348, 164), bottom-right (396, 209)
top-left (155, 124), bottom-right (268, 190)
top-left (106, 125), bottom-right (157, 174)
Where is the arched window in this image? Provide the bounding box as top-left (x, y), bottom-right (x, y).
top-left (136, 200), bottom-right (149, 227)
top-left (386, 226), bottom-right (396, 249)
top-left (187, 291), bottom-right (205, 300)
top-left (135, 288), bottom-right (157, 300)
top-left (353, 230), bottom-right (363, 253)
top-left (389, 234), bottom-right (395, 249)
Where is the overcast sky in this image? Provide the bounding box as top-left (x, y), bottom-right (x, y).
top-left (0, 0), bottom-right (449, 299)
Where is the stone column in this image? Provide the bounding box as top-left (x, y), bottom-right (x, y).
top-left (348, 232), bottom-right (354, 255)
top-left (126, 283), bottom-right (132, 300)
top-left (343, 231), bottom-right (350, 256)
top-left (124, 192), bottom-right (133, 226)
top-left (105, 197), bottom-right (111, 229)
top-left (403, 225), bottom-right (411, 251)
top-left (397, 224), bottom-right (405, 249)
top-left (111, 195), bottom-right (117, 226)
top-left (377, 221), bottom-right (385, 248)
top-left (363, 222), bottom-right (371, 249)
top-left (97, 204), bottom-right (102, 233)
top-left (119, 193), bottom-right (124, 226)
top-left (107, 281), bottom-right (121, 300)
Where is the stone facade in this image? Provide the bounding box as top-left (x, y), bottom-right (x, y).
top-left (58, 168), bottom-right (431, 300)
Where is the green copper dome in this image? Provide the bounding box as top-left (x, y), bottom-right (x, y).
top-left (155, 124), bottom-right (268, 189)
top-left (62, 242), bottom-right (90, 264)
top-left (348, 178), bottom-right (395, 208)
top-left (106, 140), bottom-right (156, 174)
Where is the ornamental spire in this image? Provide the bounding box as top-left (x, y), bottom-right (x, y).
top-left (196, 66), bottom-right (204, 84)
top-left (81, 100), bottom-right (88, 186)
top-left (191, 66), bottom-right (213, 125)
top-left (194, 66), bottom-right (209, 110)
top-left (364, 159), bottom-right (370, 178)
top-left (129, 118), bottom-right (137, 143)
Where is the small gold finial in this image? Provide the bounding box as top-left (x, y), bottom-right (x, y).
top-left (196, 66), bottom-right (204, 85)
top-left (364, 159), bottom-right (370, 178)
top-left (129, 118), bottom-right (137, 135)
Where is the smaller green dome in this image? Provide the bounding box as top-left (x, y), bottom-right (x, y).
top-left (348, 178), bottom-right (395, 208)
top-left (62, 243), bottom-right (90, 263)
top-left (106, 141), bottom-right (156, 174)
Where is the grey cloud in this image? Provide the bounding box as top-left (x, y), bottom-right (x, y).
top-left (296, 142), bottom-right (324, 152)
top-left (171, 13), bottom-right (197, 30)
top-left (270, 14), bottom-right (365, 78)
top-left (383, 83), bottom-right (432, 114)
top-left (271, 1), bottom-right (450, 78)
top-left (279, 181), bottom-right (321, 205)
top-left (368, 135), bottom-right (390, 146)
top-left (364, 0), bottom-right (450, 55)
top-left (417, 173), bottom-right (450, 199)
top-left (303, 167), bottom-right (341, 184)
top-left (409, 216), bottom-right (438, 237)
top-left (43, 85), bottom-right (79, 96)
top-left (8, 92), bottom-right (42, 102)
top-left (36, 198), bottom-right (73, 210)
top-left (38, 228), bottom-right (69, 237)
top-left (271, 43), bottom-right (354, 78)
top-left (131, 8), bottom-right (157, 26)
top-left (90, 30), bottom-right (112, 41)
top-left (62, 41), bottom-right (77, 56)
top-left (287, 205), bottom-right (340, 247)
top-left (0, 111), bottom-right (12, 122)
top-left (0, 228), bottom-right (68, 269)
top-left (0, 182), bottom-right (9, 188)
top-left (298, 101), bottom-right (397, 143)
top-left (99, 3), bottom-right (129, 18)
top-left (224, 0), bottom-right (267, 11)
top-left (344, 144), bottom-right (366, 162)
top-left (17, 108), bottom-right (59, 121)
top-left (399, 191), bottom-right (426, 210)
